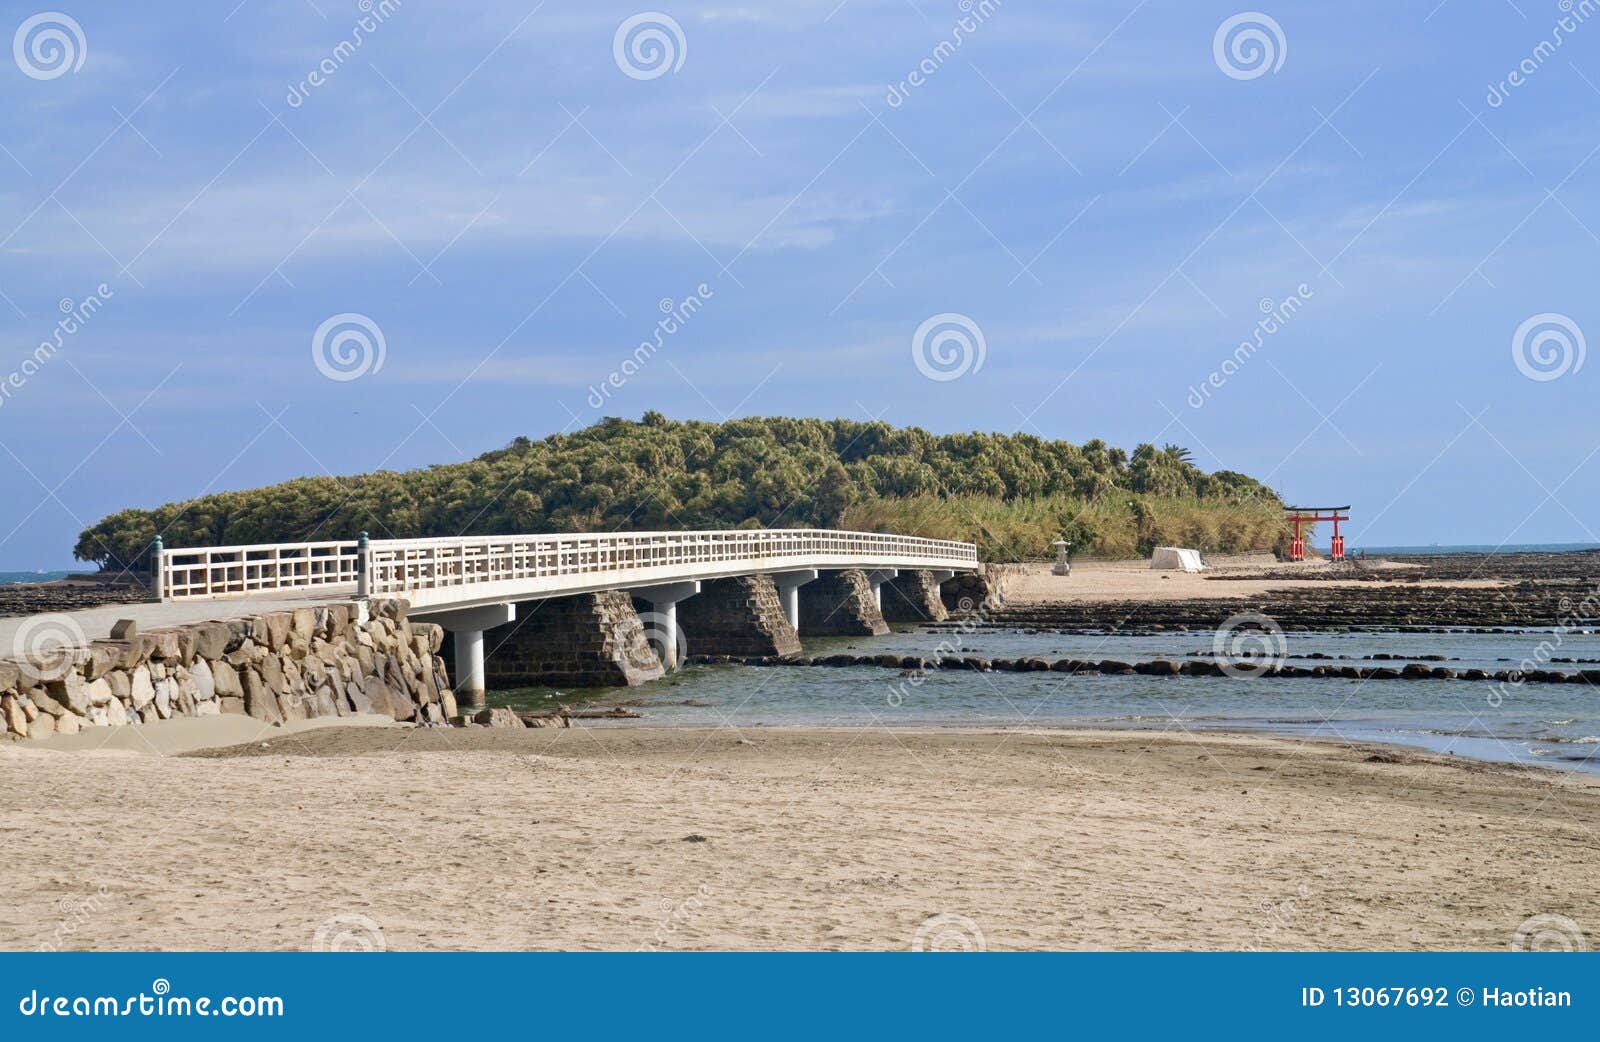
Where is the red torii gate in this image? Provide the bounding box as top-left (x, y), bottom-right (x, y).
top-left (1285, 505), bottom-right (1350, 562)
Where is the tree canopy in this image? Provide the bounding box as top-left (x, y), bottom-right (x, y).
top-left (76, 414), bottom-right (1285, 568)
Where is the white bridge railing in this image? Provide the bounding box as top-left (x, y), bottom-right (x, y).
top-left (156, 529), bottom-right (979, 604)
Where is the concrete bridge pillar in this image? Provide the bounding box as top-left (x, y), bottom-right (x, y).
top-left (770, 569), bottom-right (819, 631)
top-left (428, 603), bottom-right (516, 708)
top-left (866, 569), bottom-right (899, 611)
top-left (628, 580), bottom-right (700, 669)
top-left (798, 569), bottom-right (890, 636)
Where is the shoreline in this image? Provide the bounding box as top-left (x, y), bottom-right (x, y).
top-left (16, 713), bottom-right (1595, 779)
top-left (5, 722), bottom-right (1595, 951)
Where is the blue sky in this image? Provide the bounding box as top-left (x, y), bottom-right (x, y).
top-left (1, 0), bottom-right (1597, 568)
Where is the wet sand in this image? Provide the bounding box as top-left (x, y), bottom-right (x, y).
top-left (2, 724), bottom-right (1595, 951)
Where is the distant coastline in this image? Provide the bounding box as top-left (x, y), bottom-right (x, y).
top-left (0, 571), bottom-right (79, 585)
top-left (1354, 543), bottom-right (1600, 555)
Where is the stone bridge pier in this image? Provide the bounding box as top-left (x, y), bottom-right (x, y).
top-left (881, 569), bottom-right (955, 623)
top-left (675, 575), bottom-right (800, 658)
top-left (797, 569), bottom-right (891, 636)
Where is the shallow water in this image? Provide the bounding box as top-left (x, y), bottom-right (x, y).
top-left (487, 626), bottom-right (1600, 774)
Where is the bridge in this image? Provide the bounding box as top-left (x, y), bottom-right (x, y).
top-left (149, 529), bottom-right (979, 702)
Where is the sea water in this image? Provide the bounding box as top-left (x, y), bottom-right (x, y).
top-left (488, 625), bottom-right (1600, 774)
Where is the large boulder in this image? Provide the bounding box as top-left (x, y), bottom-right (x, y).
top-left (211, 660), bottom-right (242, 699)
top-left (85, 678), bottom-right (115, 707)
top-left (128, 665), bottom-right (155, 709)
top-left (241, 669), bottom-right (283, 726)
top-left (190, 623), bottom-right (231, 661)
top-left (472, 707), bottom-right (525, 729)
top-left (45, 673), bottom-right (90, 715)
top-left (191, 658), bottom-right (216, 700)
top-left (262, 612), bottom-right (293, 651)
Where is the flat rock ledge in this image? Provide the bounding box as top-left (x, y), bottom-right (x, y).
top-left (684, 653), bottom-right (1596, 685)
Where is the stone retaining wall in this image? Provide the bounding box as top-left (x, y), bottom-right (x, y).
top-left (675, 575), bottom-right (800, 657)
top-left (798, 569), bottom-right (889, 636)
top-left (880, 570), bottom-right (949, 623)
top-left (941, 564), bottom-right (1023, 613)
top-left (0, 599), bottom-right (454, 741)
top-left (482, 591), bottom-right (664, 688)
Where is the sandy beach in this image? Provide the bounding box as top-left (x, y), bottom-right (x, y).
top-left (4, 723), bottom-right (1596, 951)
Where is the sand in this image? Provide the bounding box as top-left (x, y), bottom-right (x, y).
top-left (3, 723), bottom-right (1596, 951)
top-left (1004, 559), bottom-right (1501, 604)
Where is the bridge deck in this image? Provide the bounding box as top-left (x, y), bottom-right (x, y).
top-left (156, 529), bottom-right (979, 611)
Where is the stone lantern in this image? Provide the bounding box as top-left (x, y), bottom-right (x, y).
top-left (1051, 537), bottom-right (1072, 576)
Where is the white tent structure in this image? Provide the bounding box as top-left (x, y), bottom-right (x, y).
top-left (1149, 546), bottom-right (1205, 572)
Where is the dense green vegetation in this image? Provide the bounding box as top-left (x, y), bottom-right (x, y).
top-left (76, 413), bottom-right (1289, 567)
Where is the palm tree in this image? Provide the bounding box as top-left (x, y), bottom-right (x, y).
top-left (1162, 443), bottom-right (1194, 465)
